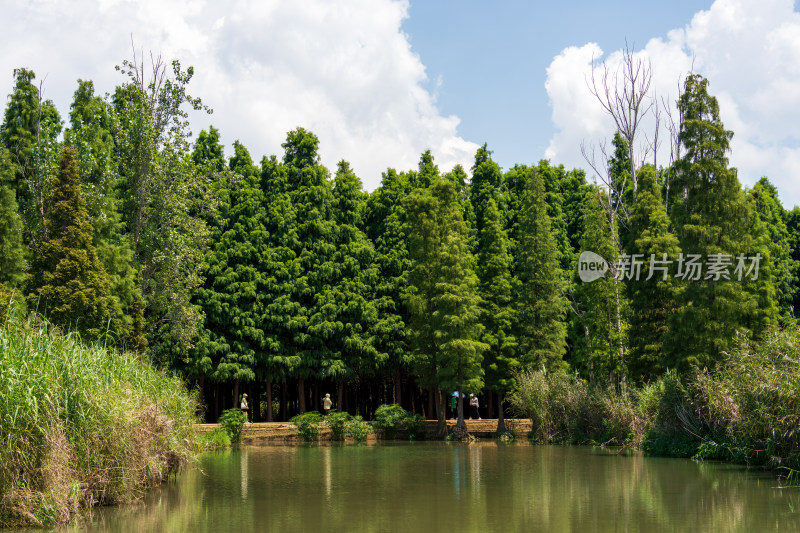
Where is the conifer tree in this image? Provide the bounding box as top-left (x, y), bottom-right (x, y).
top-left (281, 128), bottom-right (339, 412)
top-left (327, 160), bottom-right (383, 409)
top-left (0, 148), bottom-right (27, 316)
top-left (28, 147), bottom-right (122, 341)
top-left (404, 168), bottom-right (485, 435)
top-left (667, 74), bottom-right (778, 369)
top-left (194, 140), bottom-right (263, 409)
top-left (476, 197), bottom-right (517, 430)
top-left (788, 206), bottom-right (800, 316)
top-left (364, 168), bottom-right (413, 407)
top-left (66, 79), bottom-right (144, 351)
top-left (625, 166), bottom-right (681, 380)
top-left (1, 68), bottom-right (63, 244)
top-left (514, 167), bottom-right (567, 371)
top-left (749, 178), bottom-right (797, 318)
top-left (570, 187), bottom-right (626, 382)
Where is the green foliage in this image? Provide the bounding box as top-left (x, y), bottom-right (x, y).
top-left (626, 167), bottom-right (682, 381)
top-left (372, 404), bottom-right (408, 439)
top-left (0, 148), bottom-right (26, 299)
top-left (0, 312), bottom-right (197, 528)
top-left (325, 410), bottom-right (352, 441)
top-left (197, 428), bottom-right (232, 452)
top-left (403, 413), bottom-right (426, 440)
top-left (290, 411), bottom-right (323, 441)
top-left (345, 415), bottom-right (371, 443)
top-left (27, 147), bottom-right (123, 342)
top-left (514, 166), bottom-right (567, 371)
top-left (667, 74), bottom-right (778, 370)
top-left (218, 408), bottom-right (247, 443)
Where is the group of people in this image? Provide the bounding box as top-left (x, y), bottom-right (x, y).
top-left (241, 392), bottom-right (482, 422)
top-left (450, 393), bottom-right (481, 420)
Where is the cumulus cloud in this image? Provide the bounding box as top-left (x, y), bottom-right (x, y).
top-left (0, 0), bottom-right (478, 190)
top-left (545, 0), bottom-right (800, 208)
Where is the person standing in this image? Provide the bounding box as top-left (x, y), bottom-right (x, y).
top-left (322, 393), bottom-right (333, 416)
top-left (240, 393), bottom-right (250, 423)
top-left (469, 393), bottom-right (481, 420)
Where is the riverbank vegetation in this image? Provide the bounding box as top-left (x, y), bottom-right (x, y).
top-left (509, 326), bottom-right (800, 477)
top-left (0, 312), bottom-right (197, 527)
top-left (1, 46), bottom-right (799, 514)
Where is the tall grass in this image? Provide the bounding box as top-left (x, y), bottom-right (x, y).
top-left (508, 326), bottom-right (800, 479)
top-left (0, 313), bottom-right (198, 527)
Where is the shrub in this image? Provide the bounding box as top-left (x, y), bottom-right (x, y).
top-left (290, 412), bottom-right (323, 442)
top-left (346, 416), bottom-right (371, 443)
top-left (218, 408), bottom-right (247, 443)
top-left (372, 404), bottom-right (407, 439)
top-left (403, 413), bottom-right (426, 440)
top-left (325, 410), bottom-right (352, 441)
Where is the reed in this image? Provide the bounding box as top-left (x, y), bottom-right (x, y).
top-left (0, 313), bottom-right (198, 527)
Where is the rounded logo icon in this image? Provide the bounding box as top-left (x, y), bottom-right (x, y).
top-left (578, 251), bottom-right (608, 282)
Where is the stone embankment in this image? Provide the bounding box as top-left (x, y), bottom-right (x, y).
top-left (196, 419), bottom-right (532, 442)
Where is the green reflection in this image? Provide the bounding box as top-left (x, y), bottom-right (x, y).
top-left (75, 443), bottom-right (800, 533)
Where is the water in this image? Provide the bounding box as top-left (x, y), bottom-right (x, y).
top-left (77, 442), bottom-right (800, 532)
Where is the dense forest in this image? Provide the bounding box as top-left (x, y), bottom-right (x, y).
top-left (1, 58), bottom-right (798, 429)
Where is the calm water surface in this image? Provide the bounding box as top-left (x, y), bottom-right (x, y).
top-left (77, 442), bottom-right (800, 532)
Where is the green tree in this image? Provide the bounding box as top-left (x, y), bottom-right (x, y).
top-left (0, 68), bottom-right (63, 244)
top-left (27, 147), bottom-right (122, 341)
top-left (569, 187), bottom-right (626, 383)
top-left (364, 168), bottom-right (413, 408)
top-left (514, 166), bottom-right (567, 371)
top-left (666, 74), bottom-right (778, 370)
top-left (113, 57), bottom-right (211, 362)
top-left (66, 79), bottom-right (145, 351)
top-left (0, 148), bottom-right (27, 316)
top-left (788, 206), bottom-right (800, 316)
top-left (326, 160), bottom-right (383, 409)
top-left (625, 166), bottom-right (681, 380)
top-left (404, 168), bottom-right (485, 435)
top-left (748, 178), bottom-right (797, 319)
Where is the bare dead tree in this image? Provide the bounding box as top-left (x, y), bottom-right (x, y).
top-left (588, 42), bottom-right (655, 199)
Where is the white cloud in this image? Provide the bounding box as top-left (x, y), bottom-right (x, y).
top-left (0, 0), bottom-right (478, 190)
top-left (545, 0), bottom-right (800, 208)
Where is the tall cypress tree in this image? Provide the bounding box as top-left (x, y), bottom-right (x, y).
top-left (749, 178), bottom-right (797, 319)
top-left (514, 167), bottom-right (567, 370)
top-left (788, 206), bottom-right (800, 316)
top-left (667, 74), bottom-right (778, 369)
top-left (28, 147), bottom-right (122, 341)
top-left (327, 160), bottom-right (382, 409)
top-left (364, 168), bottom-right (413, 407)
top-left (404, 167), bottom-right (485, 436)
top-left (570, 187), bottom-right (626, 383)
top-left (0, 148), bottom-right (27, 316)
top-left (625, 166), bottom-right (681, 380)
top-left (0, 68), bottom-right (63, 244)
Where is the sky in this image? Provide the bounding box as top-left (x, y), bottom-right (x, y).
top-left (1, 0), bottom-right (799, 207)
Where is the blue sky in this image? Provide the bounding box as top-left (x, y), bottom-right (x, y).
top-left (1, 0), bottom-right (798, 207)
top-left (403, 0), bottom-right (713, 170)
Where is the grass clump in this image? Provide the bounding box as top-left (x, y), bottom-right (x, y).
top-left (196, 428), bottom-right (232, 452)
top-left (0, 314), bottom-right (197, 528)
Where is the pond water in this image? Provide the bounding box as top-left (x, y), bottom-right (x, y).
top-left (76, 442), bottom-right (799, 532)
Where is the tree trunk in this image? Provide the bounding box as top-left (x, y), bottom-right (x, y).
top-left (394, 370), bottom-right (402, 407)
top-left (266, 380), bottom-right (273, 422)
top-left (214, 382), bottom-right (220, 421)
top-left (281, 382), bottom-right (287, 421)
top-left (428, 388), bottom-right (434, 420)
top-left (496, 393), bottom-right (506, 435)
top-left (233, 379), bottom-right (240, 412)
top-left (434, 389), bottom-right (447, 437)
top-left (337, 381), bottom-right (344, 413)
top-left (313, 382), bottom-right (319, 413)
top-left (298, 376), bottom-right (306, 414)
top-left (487, 390), bottom-right (494, 419)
